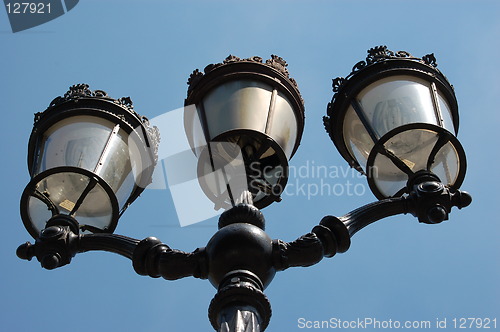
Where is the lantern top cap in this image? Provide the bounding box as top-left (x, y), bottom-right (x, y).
top-left (330, 45), bottom-right (450, 94)
top-left (36, 83), bottom-right (141, 124)
top-left (186, 54), bottom-right (304, 109)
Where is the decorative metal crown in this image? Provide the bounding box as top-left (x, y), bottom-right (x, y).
top-left (330, 45), bottom-right (439, 95)
top-left (186, 54), bottom-right (303, 103)
top-left (43, 83), bottom-right (136, 116)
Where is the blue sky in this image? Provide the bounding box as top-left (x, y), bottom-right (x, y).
top-left (1, 1), bottom-right (499, 331)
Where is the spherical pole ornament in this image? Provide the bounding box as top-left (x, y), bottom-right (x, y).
top-left (184, 55), bottom-right (305, 209)
top-left (20, 84), bottom-right (160, 239)
top-left (324, 46), bottom-right (467, 199)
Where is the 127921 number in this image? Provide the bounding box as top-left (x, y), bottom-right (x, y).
top-left (5, 2), bottom-right (51, 14)
top-left (452, 318), bottom-right (497, 329)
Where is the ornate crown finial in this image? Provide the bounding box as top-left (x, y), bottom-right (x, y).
top-left (186, 55), bottom-right (301, 101)
top-left (47, 84), bottom-right (135, 114)
top-left (329, 46), bottom-right (440, 95)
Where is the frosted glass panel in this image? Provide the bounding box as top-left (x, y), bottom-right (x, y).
top-left (430, 141), bottom-right (460, 186)
top-left (370, 128), bottom-right (462, 198)
top-left (27, 172), bottom-right (113, 235)
top-left (38, 116), bottom-right (114, 174)
top-left (37, 115), bottom-right (141, 211)
top-left (27, 195), bottom-right (54, 236)
top-left (358, 76), bottom-right (438, 138)
top-left (202, 80), bottom-right (272, 139)
top-left (267, 91), bottom-right (298, 158)
top-left (372, 129), bottom-right (438, 197)
top-left (437, 92), bottom-right (455, 133)
top-left (343, 106), bottom-right (374, 171)
top-left (96, 129), bottom-right (136, 209)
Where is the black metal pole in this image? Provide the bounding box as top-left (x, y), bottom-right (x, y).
top-left (218, 306), bottom-right (262, 332)
top-left (209, 271), bottom-right (271, 332)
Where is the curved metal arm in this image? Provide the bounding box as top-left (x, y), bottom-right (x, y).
top-left (340, 197), bottom-right (410, 237)
top-left (271, 198), bottom-right (412, 271)
top-left (132, 237), bottom-right (207, 280)
top-left (16, 227), bottom-right (208, 280)
top-left (272, 179), bottom-right (472, 272)
top-left (17, 227), bottom-right (142, 269)
top-left (341, 178), bottom-right (472, 237)
top-left (272, 216), bottom-right (351, 271)
top-left (78, 234), bottom-right (140, 259)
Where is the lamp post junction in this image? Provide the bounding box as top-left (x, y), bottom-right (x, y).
top-left (17, 47), bottom-right (471, 332)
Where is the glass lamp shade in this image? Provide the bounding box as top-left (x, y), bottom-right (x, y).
top-left (324, 47), bottom-right (466, 199)
top-left (185, 55), bottom-right (305, 209)
top-left (21, 84), bottom-right (159, 239)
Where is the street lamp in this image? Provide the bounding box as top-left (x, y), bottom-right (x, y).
top-left (20, 84), bottom-right (160, 240)
top-left (323, 46), bottom-right (466, 201)
top-left (16, 47), bottom-right (471, 332)
top-left (184, 55), bottom-right (304, 209)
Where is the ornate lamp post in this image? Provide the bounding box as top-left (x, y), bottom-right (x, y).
top-left (16, 47), bottom-right (471, 331)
